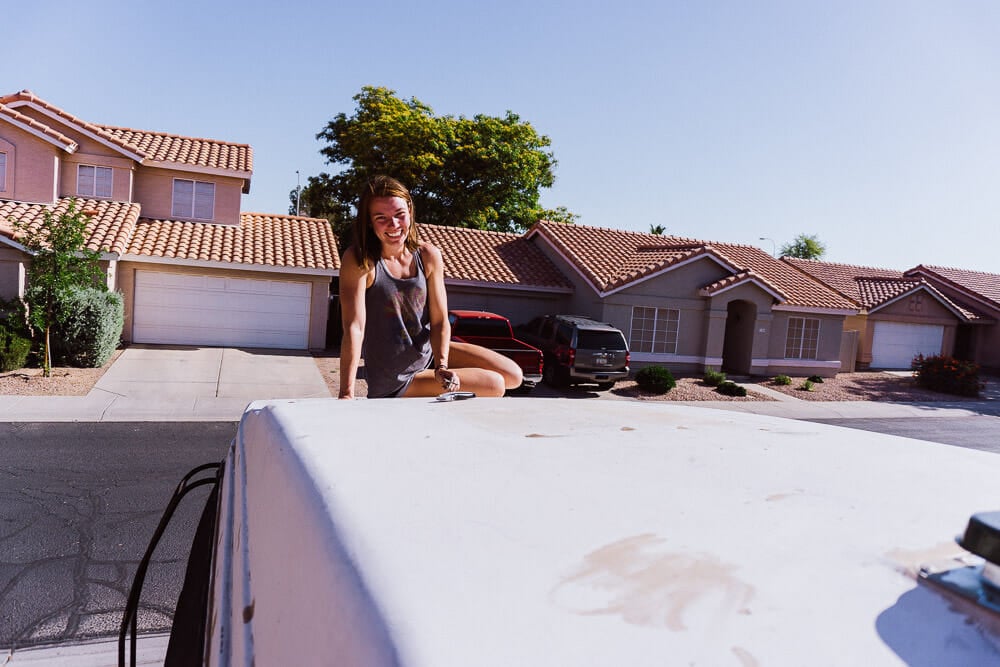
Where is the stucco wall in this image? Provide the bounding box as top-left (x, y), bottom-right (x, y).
top-left (0, 129), bottom-right (59, 202)
top-left (0, 247), bottom-right (28, 300)
top-left (116, 261), bottom-right (331, 349)
top-left (765, 311), bottom-right (846, 377)
top-left (446, 286), bottom-right (569, 327)
top-left (60, 152), bottom-right (134, 201)
top-left (132, 166), bottom-right (243, 225)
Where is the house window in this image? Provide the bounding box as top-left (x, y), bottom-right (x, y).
top-left (172, 179), bottom-right (215, 220)
top-left (77, 165), bottom-right (113, 198)
top-left (785, 317), bottom-right (819, 359)
top-left (630, 306), bottom-right (679, 353)
top-left (0, 152), bottom-right (6, 191)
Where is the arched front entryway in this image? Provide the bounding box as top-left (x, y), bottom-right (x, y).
top-left (721, 300), bottom-right (757, 375)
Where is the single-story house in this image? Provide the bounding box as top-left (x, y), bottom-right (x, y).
top-left (0, 90), bottom-right (337, 349)
top-left (424, 222), bottom-right (859, 378)
top-left (784, 258), bottom-right (998, 371)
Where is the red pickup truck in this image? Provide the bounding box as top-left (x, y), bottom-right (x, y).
top-left (449, 310), bottom-right (544, 390)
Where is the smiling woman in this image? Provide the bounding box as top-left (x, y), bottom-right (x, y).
top-left (337, 176), bottom-right (521, 399)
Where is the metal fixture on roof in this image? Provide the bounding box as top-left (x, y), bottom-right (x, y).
top-left (920, 511), bottom-right (1000, 626)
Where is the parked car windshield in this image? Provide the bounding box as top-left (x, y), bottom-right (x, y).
top-left (577, 330), bottom-right (627, 349)
top-left (455, 320), bottom-right (511, 337)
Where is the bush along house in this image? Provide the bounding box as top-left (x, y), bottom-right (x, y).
top-left (0, 90), bottom-right (338, 350)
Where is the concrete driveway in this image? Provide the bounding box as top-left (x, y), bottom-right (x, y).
top-left (93, 345), bottom-right (331, 400)
top-left (0, 346), bottom-right (331, 422)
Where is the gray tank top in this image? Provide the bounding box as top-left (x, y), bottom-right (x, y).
top-left (362, 250), bottom-right (432, 398)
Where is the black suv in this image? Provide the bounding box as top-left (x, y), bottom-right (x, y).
top-left (516, 315), bottom-right (630, 390)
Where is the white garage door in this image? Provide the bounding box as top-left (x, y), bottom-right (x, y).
top-left (870, 322), bottom-right (943, 369)
top-left (133, 271), bottom-right (311, 349)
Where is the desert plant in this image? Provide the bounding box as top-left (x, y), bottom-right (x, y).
top-left (635, 365), bottom-right (676, 394)
top-left (703, 368), bottom-right (726, 387)
top-left (911, 354), bottom-right (982, 397)
top-left (773, 374), bottom-right (792, 386)
top-left (807, 374), bottom-right (824, 383)
top-left (715, 380), bottom-right (747, 397)
top-left (0, 324), bottom-right (31, 372)
top-left (799, 379), bottom-right (815, 391)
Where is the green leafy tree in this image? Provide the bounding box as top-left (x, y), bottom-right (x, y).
top-left (11, 199), bottom-right (106, 376)
top-left (293, 86), bottom-right (571, 243)
top-left (649, 224), bottom-right (666, 235)
top-left (780, 233), bottom-right (826, 259)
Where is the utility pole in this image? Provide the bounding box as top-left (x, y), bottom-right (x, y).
top-left (759, 237), bottom-right (776, 257)
top-left (295, 170), bottom-right (301, 216)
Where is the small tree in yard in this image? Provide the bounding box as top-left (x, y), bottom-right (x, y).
top-left (11, 199), bottom-right (106, 377)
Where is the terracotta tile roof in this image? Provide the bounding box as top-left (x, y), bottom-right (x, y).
top-left (0, 197), bottom-right (140, 255)
top-left (0, 103), bottom-right (78, 151)
top-left (782, 257), bottom-right (904, 303)
top-left (419, 224), bottom-right (572, 290)
top-left (0, 90), bottom-right (252, 174)
top-left (907, 265), bottom-right (1000, 310)
top-left (529, 222), bottom-right (855, 309)
top-left (854, 277), bottom-right (922, 307)
top-left (125, 213), bottom-right (338, 271)
top-left (785, 258), bottom-right (988, 320)
top-left (96, 125), bottom-right (252, 173)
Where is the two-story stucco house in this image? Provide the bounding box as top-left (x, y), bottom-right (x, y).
top-left (0, 90), bottom-right (337, 350)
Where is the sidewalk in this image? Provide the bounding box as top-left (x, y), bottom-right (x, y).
top-left (3, 634), bottom-right (167, 666)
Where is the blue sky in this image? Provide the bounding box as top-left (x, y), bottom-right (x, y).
top-left (5, 1), bottom-right (999, 272)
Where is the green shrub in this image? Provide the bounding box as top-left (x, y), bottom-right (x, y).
top-left (773, 374), bottom-right (792, 386)
top-left (703, 368), bottom-right (726, 387)
top-left (799, 379), bottom-right (815, 392)
top-left (911, 354), bottom-right (982, 397)
top-left (0, 324), bottom-right (31, 372)
top-left (635, 365), bottom-right (676, 394)
top-left (52, 287), bottom-right (124, 367)
top-left (715, 380), bottom-right (747, 397)
top-left (807, 374), bottom-right (824, 383)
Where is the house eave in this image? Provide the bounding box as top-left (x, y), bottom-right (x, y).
top-left (119, 253), bottom-right (335, 277)
top-left (771, 305), bottom-right (858, 316)
top-left (0, 114), bottom-right (78, 152)
top-left (600, 253), bottom-right (739, 297)
top-left (444, 278), bottom-right (573, 294)
top-left (143, 160), bottom-right (252, 190)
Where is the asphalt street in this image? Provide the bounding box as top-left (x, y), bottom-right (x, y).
top-left (808, 415), bottom-right (1000, 454)
top-left (0, 422), bottom-right (235, 651)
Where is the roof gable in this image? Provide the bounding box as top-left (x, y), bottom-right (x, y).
top-left (529, 222), bottom-right (855, 309)
top-left (0, 90), bottom-right (252, 185)
top-left (907, 265), bottom-right (1000, 311)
